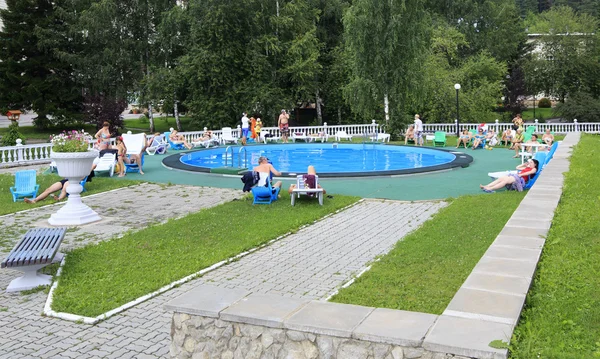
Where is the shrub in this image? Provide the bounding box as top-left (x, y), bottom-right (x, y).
top-left (555, 92), bottom-right (600, 122)
top-left (138, 114), bottom-right (148, 124)
top-left (1, 122), bottom-right (25, 146)
top-left (538, 97), bottom-right (552, 108)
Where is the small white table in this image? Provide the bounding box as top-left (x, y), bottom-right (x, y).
top-left (291, 188), bottom-right (324, 206)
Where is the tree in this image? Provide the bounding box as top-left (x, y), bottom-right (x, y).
top-left (0, 0), bottom-right (83, 128)
top-left (343, 0), bottom-right (430, 125)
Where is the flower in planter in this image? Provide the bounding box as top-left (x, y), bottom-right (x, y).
top-left (51, 130), bottom-right (93, 153)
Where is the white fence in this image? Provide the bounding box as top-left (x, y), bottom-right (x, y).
top-left (423, 119), bottom-right (599, 135)
top-left (1, 119), bottom-right (597, 168)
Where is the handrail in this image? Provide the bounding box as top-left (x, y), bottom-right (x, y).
top-left (223, 146), bottom-right (233, 167)
top-left (238, 147), bottom-right (247, 168)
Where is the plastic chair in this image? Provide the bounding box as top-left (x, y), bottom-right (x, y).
top-left (10, 170), bottom-right (40, 202)
top-left (433, 131), bottom-right (446, 147)
top-left (165, 132), bottom-right (186, 150)
top-left (122, 133), bottom-right (146, 173)
top-left (251, 180), bottom-right (280, 205)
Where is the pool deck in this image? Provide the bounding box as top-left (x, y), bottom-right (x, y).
top-left (119, 143), bottom-right (524, 201)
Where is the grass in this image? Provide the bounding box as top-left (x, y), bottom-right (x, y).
top-left (0, 172), bottom-right (140, 216)
top-left (330, 192), bottom-right (525, 314)
top-left (522, 108), bottom-right (554, 121)
top-left (123, 116), bottom-right (196, 133)
top-left (51, 193), bottom-right (360, 317)
top-left (510, 134), bottom-right (600, 358)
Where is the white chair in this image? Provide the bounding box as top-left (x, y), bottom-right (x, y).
top-left (94, 153), bottom-right (117, 177)
top-left (192, 133), bottom-right (220, 148)
top-left (291, 174), bottom-right (324, 206)
top-left (221, 127), bottom-right (238, 145)
top-left (335, 131), bottom-right (353, 141)
top-left (291, 132), bottom-right (312, 143)
top-left (261, 130), bottom-right (281, 144)
top-left (146, 134), bottom-right (168, 155)
top-left (121, 133), bottom-right (146, 173)
top-left (369, 133), bottom-right (391, 143)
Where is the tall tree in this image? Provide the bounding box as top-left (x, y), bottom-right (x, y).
top-left (0, 0), bottom-right (82, 128)
top-left (343, 0), bottom-right (430, 125)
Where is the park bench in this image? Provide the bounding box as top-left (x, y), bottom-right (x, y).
top-left (1, 227), bottom-right (66, 293)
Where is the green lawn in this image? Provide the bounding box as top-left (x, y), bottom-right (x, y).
top-left (51, 192), bottom-right (360, 317)
top-left (330, 192), bottom-right (525, 314)
top-left (123, 115), bottom-right (197, 133)
top-left (0, 172), bottom-right (140, 216)
top-left (510, 134), bottom-right (600, 358)
top-left (522, 108), bottom-right (554, 121)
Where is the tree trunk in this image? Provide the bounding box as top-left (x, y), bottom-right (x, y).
top-left (338, 106), bottom-right (342, 124)
top-left (315, 89), bottom-right (322, 125)
top-left (174, 94), bottom-right (182, 131)
top-left (148, 104), bottom-right (155, 133)
top-left (384, 93), bottom-right (390, 124)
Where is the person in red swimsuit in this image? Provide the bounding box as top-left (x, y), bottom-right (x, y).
top-left (480, 159), bottom-right (539, 193)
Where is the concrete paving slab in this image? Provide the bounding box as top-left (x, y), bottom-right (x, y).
top-left (484, 245), bottom-right (541, 263)
top-left (462, 273), bottom-right (531, 296)
top-left (499, 226), bottom-right (547, 239)
top-left (423, 315), bottom-right (511, 359)
top-left (220, 294), bottom-right (309, 328)
top-left (445, 288), bottom-right (525, 325)
top-left (164, 285), bottom-right (249, 318)
top-left (473, 256), bottom-right (538, 279)
top-left (510, 209), bottom-right (554, 222)
top-left (352, 308), bottom-right (438, 347)
top-left (493, 235), bottom-right (545, 250)
top-left (505, 218), bottom-right (552, 230)
top-left (284, 301), bottom-right (374, 338)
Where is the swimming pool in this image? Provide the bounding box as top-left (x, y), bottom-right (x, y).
top-left (163, 143), bottom-right (472, 177)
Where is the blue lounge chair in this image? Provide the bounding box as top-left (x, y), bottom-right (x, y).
top-left (165, 132), bottom-right (186, 150)
top-left (544, 142), bottom-right (559, 166)
top-left (251, 181), bottom-right (280, 205)
top-left (10, 170), bottom-right (40, 202)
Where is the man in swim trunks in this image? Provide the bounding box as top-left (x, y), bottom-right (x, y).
top-left (278, 109), bottom-right (290, 143)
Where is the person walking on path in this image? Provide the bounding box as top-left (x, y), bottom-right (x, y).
top-left (278, 109), bottom-right (290, 143)
top-left (241, 113), bottom-right (250, 145)
top-left (414, 114), bottom-right (424, 147)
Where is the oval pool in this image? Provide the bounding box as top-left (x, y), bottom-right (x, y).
top-left (163, 143), bottom-right (472, 177)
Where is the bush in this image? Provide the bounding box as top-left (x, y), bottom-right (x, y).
top-left (555, 92), bottom-right (600, 122)
top-left (138, 114), bottom-right (148, 124)
top-left (1, 122), bottom-right (25, 146)
top-left (538, 97), bottom-right (552, 108)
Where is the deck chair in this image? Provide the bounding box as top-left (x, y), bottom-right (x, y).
top-left (291, 174), bottom-right (324, 206)
top-left (122, 133), bottom-right (146, 173)
top-left (94, 153), bottom-right (117, 177)
top-left (335, 131), bottom-right (353, 141)
top-left (433, 131), bottom-right (446, 147)
top-left (192, 134), bottom-right (220, 148)
top-left (10, 170), bottom-right (40, 202)
top-left (165, 132), bottom-right (186, 150)
top-left (221, 127), bottom-right (238, 145)
top-left (544, 142), bottom-right (559, 166)
top-left (251, 181), bottom-right (280, 205)
top-left (146, 134), bottom-right (168, 155)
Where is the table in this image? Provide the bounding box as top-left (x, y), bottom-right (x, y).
top-left (520, 143), bottom-right (548, 163)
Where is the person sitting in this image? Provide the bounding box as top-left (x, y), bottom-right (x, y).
top-left (169, 130), bottom-right (193, 150)
top-left (480, 159), bottom-right (539, 193)
top-left (253, 156), bottom-right (282, 194)
top-left (472, 128), bottom-right (486, 149)
top-left (456, 129), bottom-right (471, 149)
top-left (511, 128), bottom-right (524, 156)
top-left (114, 136), bottom-right (144, 177)
top-left (94, 121), bottom-right (112, 151)
top-left (193, 130), bottom-right (213, 143)
top-left (501, 128), bottom-right (513, 146)
top-left (288, 165), bottom-right (326, 195)
top-left (484, 130), bottom-right (498, 150)
top-left (523, 134), bottom-right (539, 154)
top-left (542, 129), bottom-right (554, 146)
top-left (146, 132), bottom-right (162, 147)
top-left (404, 125), bottom-right (415, 145)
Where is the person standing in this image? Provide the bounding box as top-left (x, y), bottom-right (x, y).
top-left (241, 112), bottom-right (250, 145)
top-left (414, 114), bottom-right (424, 147)
top-left (278, 109), bottom-right (290, 143)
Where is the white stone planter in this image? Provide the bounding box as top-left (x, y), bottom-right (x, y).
top-left (48, 150), bottom-right (101, 226)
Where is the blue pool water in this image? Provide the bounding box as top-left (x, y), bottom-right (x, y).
top-left (179, 143), bottom-right (456, 175)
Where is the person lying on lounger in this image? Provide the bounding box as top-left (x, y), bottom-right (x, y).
top-left (480, 159), bottom-right (539, 193)
top-left (169, 130), bottom-right (193, 150)
top-left (288, 165), bottom-right (326, 195)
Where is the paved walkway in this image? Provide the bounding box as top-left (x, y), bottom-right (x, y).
top-left (0, 184), bottom-right (446, 359)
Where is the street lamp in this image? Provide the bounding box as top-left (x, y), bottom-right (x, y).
top-left (454, 84), bottom-right (461, 136)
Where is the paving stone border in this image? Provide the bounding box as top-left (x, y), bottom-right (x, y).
top-left (165, 133), bottom-right (579, 359)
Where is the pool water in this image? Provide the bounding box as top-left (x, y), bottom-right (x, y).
top-left (179, 143), bottom-right (456, 176)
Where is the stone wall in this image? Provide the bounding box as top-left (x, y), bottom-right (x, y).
top-left (170, 312), bottom-right (470, 359)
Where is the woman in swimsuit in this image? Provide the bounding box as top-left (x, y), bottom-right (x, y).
top-left (113, 136), bottom-right (144, 177)
top-left (456, 129), bottom-right (471, 149)
top-left (169, 130), bottom-right (193, 149)
top-left (480, 159), bottom-right (539, 193)
top-left (24, 179), bottom-right (69, 203)
top-left (542, 129), bottom-right (554, 146)
top-left (95, 122), bottom-right (112, 150)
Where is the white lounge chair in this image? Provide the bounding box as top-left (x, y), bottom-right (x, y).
top-left (291, 132), bottom-right (312, 142)
top-left (192, 134), bottom-right (220, 148)
top-left (94, 153), bottom-right (117, 177)
top-left (369, 133), bottom-right (391, 142)
top-left (261, 130), bottom-right (280, 144)
top-left (121, 133), bottom-right (146, 173)
top-left (335, 131), bottom-right (353, 141)
top-left (291, 174), bottom-right (324, 206)
top-left (221, 127), bottom-right (238, 145)
top-left (146, 134), bottom-right (168, 155)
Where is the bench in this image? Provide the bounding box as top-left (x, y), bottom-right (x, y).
top-left (1, 227), bottom-right (67, 292)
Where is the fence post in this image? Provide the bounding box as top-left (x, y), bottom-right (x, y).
top-left (15, 139), bottom-right (23, 162)
top-left (455, 119), bottom-right (458, 134)
top-left (574, 119), bottom-right (578, 132)
top-left (495, 119), bottom-right (499, 133)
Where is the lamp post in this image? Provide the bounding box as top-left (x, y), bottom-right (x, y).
top-left (454, 84), bottom-right (461, 136)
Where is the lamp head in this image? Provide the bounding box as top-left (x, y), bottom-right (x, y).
top-left (454, 84), bottom-right (461, 90)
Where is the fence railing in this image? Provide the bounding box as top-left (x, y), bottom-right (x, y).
top-left (423, 119), bottom-right (597, 135)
